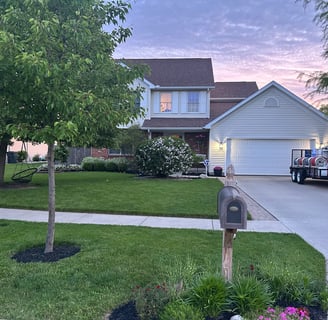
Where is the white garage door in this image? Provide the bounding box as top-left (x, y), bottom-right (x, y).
top-left (231, 139), bottom-right (311, 175)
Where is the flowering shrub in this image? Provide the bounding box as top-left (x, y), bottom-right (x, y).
top-left (257, 306), bottom-right (310, 320)
top-left (135, 136), bottom-right (193, 177)
top-left (132, 283), bottom-right (170, 320)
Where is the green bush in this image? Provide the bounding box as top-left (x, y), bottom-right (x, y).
top-left (187, 274), bottom-right (228, 318)
top-left (126, 159), bottom-right (139, 174)
top-left (254, 261), bottom-right (322, 307)
top-left (54, 144), bottom-right (69, 163)
top-left (320, 287), bottom-right (328, 311)
top-left (135, 136), bottom-right (193, 177)
top-left (111, 157), bottom-right (128, 172)
top-left (227, 275), bottom-right (273, 315)
top-left (93, 158), bottom-right (106, 171)
top-left (17, 150), bottom-right (28, 162)
top-left (159, 301), bottom-right (205, 320)
top-left (32, 154), bottom-right (41, 161)
top-left (81, 157), bottom-right (94, 171)
top-left (105, 159), bottom-right (118, 172)
top-left (81, 157), bottom-right (106, 171)
top-left (191, 154), bottom-right (206, 168)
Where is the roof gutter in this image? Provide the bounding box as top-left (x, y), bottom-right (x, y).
top-left (141, 127), bottom-right (208, 131)
top-left (151, 86), bottom-right (215, 90)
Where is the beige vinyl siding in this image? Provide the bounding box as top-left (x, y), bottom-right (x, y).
top-left (211, 88), bottom-right (328, 141)
top-left (208, 138), bottom-right (225, 172)
top-left (208, 86), bottom-right (328, 175)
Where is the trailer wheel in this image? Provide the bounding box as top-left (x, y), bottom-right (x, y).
top-left (296, 170), bottom-right (305, 184)
top-left (291, 170), bottom-right (297, 182)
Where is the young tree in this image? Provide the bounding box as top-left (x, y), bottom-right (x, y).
top-left (112, 125), bottom-right (147, 154)
top-left (2, 0), bottom-right (144, 253)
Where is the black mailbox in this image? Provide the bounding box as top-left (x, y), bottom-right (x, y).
top-left (218, 186), bottom-right (247, 229)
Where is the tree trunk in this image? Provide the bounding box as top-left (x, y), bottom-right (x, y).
top-left (44, 143), bottom-right (56, 253)
top-left (0, 136), bottom-right (9, 185)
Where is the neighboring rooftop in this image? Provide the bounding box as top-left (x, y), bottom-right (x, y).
top-left (122, 58), bottom-right (215, 88)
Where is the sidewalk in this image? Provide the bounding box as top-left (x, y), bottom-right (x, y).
top-left (0, 208), bottom-right (292, 233)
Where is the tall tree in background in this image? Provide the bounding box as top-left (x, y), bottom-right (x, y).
top-left (1, 0), bottom-right (144, 253)
top-left (0, 0), bottom-right (23, 184)
top-left (320, 104), bottom-right (328, 115)
top-left (301, 0), bottom-right (328, 102)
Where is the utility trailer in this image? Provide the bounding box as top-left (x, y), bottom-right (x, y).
top-left (290, 148), bottom-right (328, 184)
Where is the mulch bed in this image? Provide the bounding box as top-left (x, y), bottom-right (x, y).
top-left (106, 301), bottom-right (140, 320)
top-left (12, 244), bottom-right (80, 263)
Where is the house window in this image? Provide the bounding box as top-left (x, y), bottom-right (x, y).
top-left (160, 92), bottom-right (172, 112)
top-left (187, 92), bottom-right (199, 112)
top-left (134, 96), bottom-right (141, 109)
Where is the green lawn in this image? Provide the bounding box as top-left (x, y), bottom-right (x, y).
top-left (1, 164), bottom-right (221, 218)
top-left (0, 164), bottom-right (326, 320)
top-left (0, 220), bottom-right (325, 320)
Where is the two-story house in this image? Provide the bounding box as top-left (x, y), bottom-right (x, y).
top-left (11, 57), bottom-right (328, 175)
top-left (123, 58), bottom-right (258, 157)
top-left (95, 58), bottom-right (328, 175)
top-left (123, 58), bottom-right (215, 157)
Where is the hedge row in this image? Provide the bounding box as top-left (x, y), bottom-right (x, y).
top-left (81, 157), bottom-right (131, 173)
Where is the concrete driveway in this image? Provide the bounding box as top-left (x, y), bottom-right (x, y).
top-left (236, 176), bottom-right (328, 259)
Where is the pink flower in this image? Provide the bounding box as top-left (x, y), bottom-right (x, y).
top-left (286, 306), bottom-right (297, 315)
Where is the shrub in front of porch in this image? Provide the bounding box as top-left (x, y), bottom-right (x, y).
top-left (135, 136), bottom-right (193, 177)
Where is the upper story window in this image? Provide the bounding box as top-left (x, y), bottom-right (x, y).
top-left (134, 96), bottom-right (141, 110)
top-left (187, 92), bottom-right (199, 112)
top-left (160, 92), bottom-right (172, 112)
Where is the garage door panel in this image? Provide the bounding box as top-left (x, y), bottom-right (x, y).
top-left (231, 139), bottom-right (310, 175)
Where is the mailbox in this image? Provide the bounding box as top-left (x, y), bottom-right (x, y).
top-left (218, 186), bottom-right (247, 229)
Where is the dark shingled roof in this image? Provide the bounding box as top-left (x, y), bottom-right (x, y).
top-left (122, 58), bottom-right (215, 87)
top-left (142, 101), bottom-right (239, 129)
top-left (211, 82), bottom-right (258, 99)
top-left (142, 118), bottom-right (211, 129)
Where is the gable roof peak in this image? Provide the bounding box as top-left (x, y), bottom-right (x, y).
top-left (205, 81), bottom-right (327, 128)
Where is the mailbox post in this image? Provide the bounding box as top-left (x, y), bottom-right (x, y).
top-left (218, 186), bottom-right (247, 281)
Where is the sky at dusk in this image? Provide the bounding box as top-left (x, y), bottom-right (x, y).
top-left (112, 0), bottom-right (325, 105)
